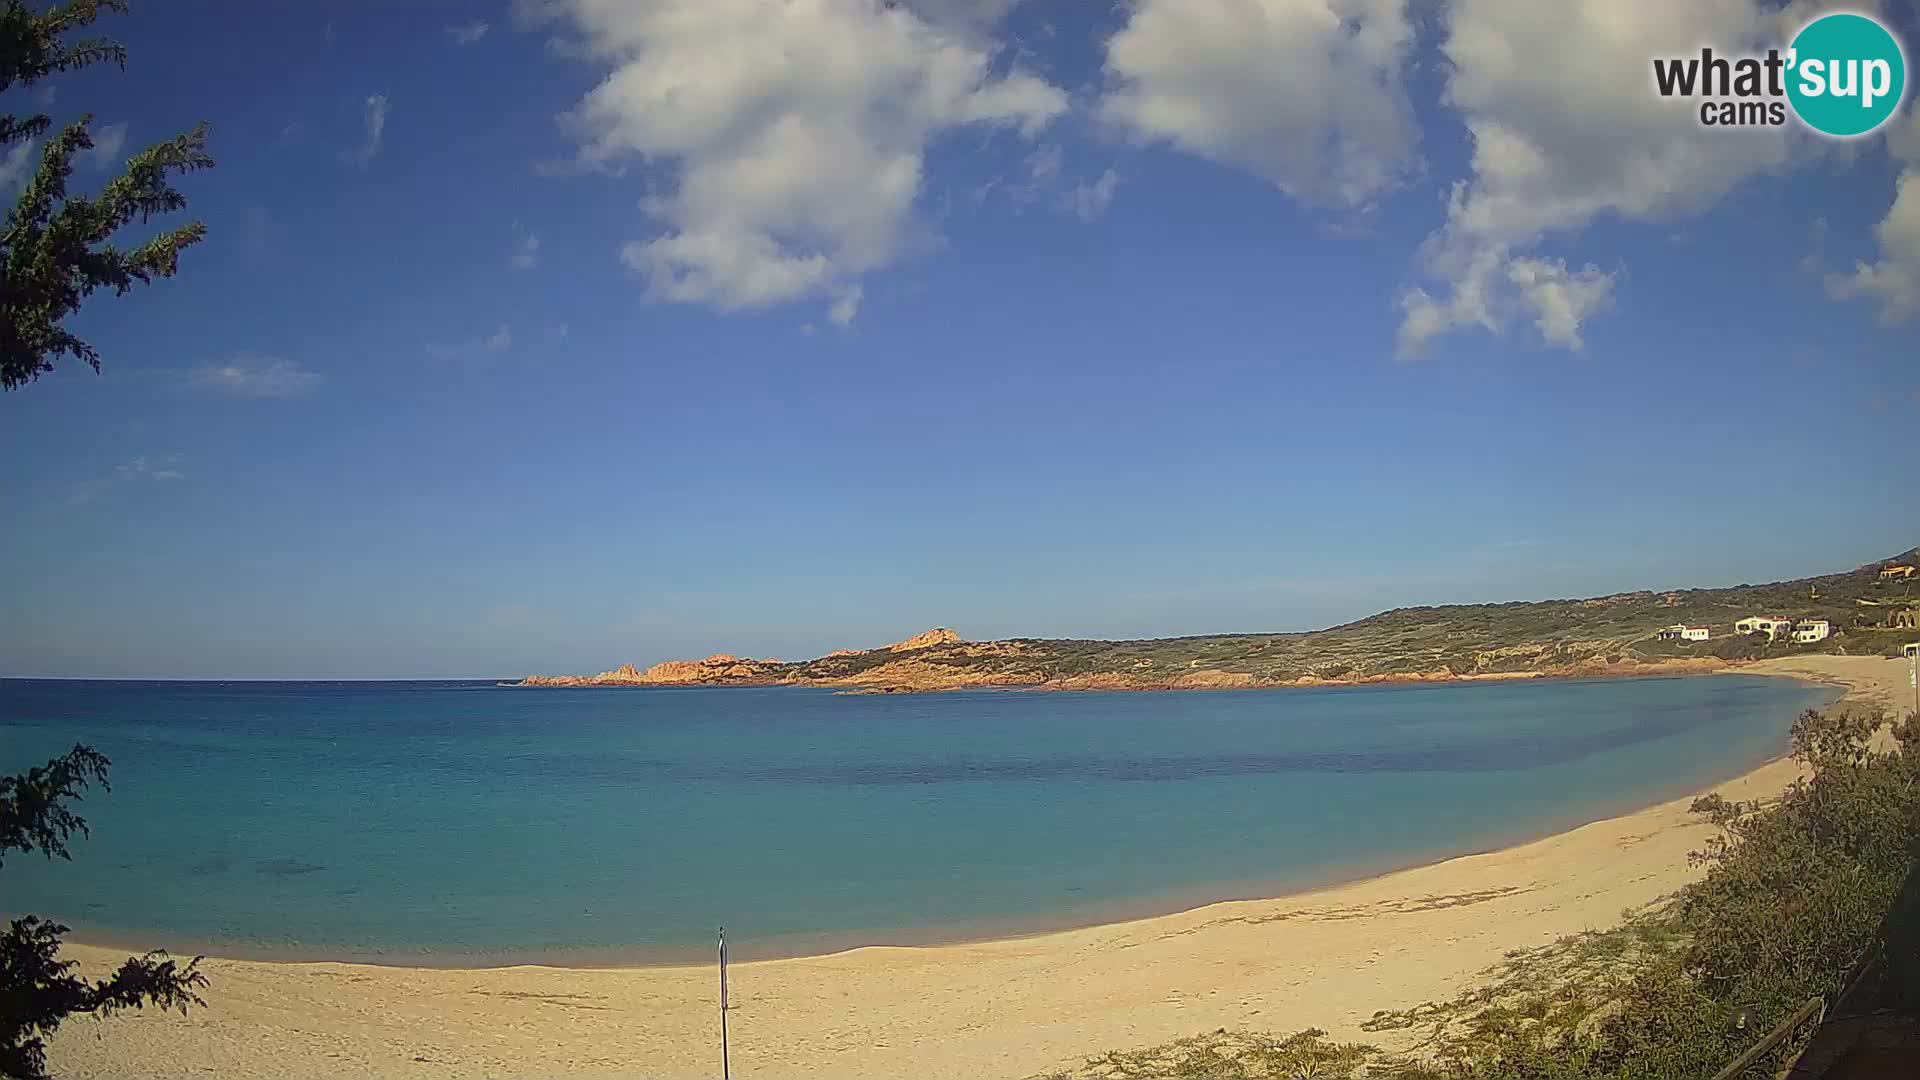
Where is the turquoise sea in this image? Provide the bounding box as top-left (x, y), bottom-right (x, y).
top-left (0, 674), bottom-right (1836, 964)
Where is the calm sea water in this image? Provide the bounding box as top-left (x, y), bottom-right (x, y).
top-left (0, 675), bottom-right (1835, 964)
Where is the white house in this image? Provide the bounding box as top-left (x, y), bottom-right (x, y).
top-left (1735, 616), bottom-right (1794, 641)
top-left (1656, 624), bottom-right (1712, 642)
top-left (1791, 619), bottom-right (1831, 644)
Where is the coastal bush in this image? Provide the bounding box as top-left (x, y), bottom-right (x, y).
top-left (1, 746), bottom-right (208, 1080)
top-left (1057, 705), bottom-right (1920, 1080)
top-left (1055, 1028), bottom-right (1379, 1079)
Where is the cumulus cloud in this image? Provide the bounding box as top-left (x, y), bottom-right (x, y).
top-left (1067, 169), bottom-right (1121, 222)
top-left (1505, 256), bottom-right (1615, 349)
top-left (188, 356), bottom-right (322, 398)
top-left (1395, 0), bottom-right (1858, 357)
top-left (1826, 104), bottom-right (1920, 324)
top-left (902, 0), bottom-right (1026, 39)
top-left (509, 227), bottom-right (543, 271)
top-left (352, 94), bottom-right (388, 164)
top-left (547, 0), bottom-right (1067, 325)
top-left (1101, 0), bottom-right (1418, 209)
top-left (447, 21), bottom-right (490, 46)
top-left (79, 121), bottom-right (127, 170)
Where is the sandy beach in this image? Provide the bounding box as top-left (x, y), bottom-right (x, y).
top-left (47, 654), bottom-right (1913, 1080)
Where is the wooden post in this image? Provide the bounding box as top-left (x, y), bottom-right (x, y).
top-left (719, 927), bottom-right (730, 1080)
top-left (1709, 996), bottom-right (1825, 1080)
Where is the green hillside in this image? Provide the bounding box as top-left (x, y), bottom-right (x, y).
top-left (788, 547), bottom-right (1920, 687)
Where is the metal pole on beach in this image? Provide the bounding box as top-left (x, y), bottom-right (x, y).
top-left (719, 927), bottom-right (730, 1080)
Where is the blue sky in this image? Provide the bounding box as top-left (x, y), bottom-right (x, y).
top-left (2, 0), bottom-right (1916, 679)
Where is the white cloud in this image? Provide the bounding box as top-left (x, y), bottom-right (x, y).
top-left (509, 228), bottom-right (543, 271)
top-left (974, 144), bottom-right (1066, 206)
top-left (117, 456), bottom-right (186, 481)
top-left (79, 121), bottom-right (127, 170)
top-left (447, 21), bottom-right (491, 46)
top-left (1394, 0), bottom-right (1859, 357)
top-left (352, 94), bottom-right (388, 164)
top-left (901, 0), bottom-right (1026, 39)
top-left (548, 0), bottom-right (1066, 325)
top-left (1827, 105), bottom-right (1920, 324)
top-left (1100, 0), bottom-right (1418, 209)
top-left (827, 284), bottom-right (862, 328)
top-left (0, 139), bottom-right (35, 192)
top-left (1026, 144), bottom-right (1062, 185)
top-left (1505, 256), bottom-right (1614, 349)
top-left (426, 324), bottom-right (513, 360)
top-left (69, 454), bottom-right (186, 506)
top-left (1067, 169), bottom-right (1121, 222)
top-left (188, 356), bottom-right (322, 398)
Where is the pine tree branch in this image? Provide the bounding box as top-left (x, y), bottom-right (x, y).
top-left (0, 745), bottom-right (110, 869)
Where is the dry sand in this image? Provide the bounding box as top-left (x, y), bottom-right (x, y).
top-left (49, 655), bottom-right (1916, 1079)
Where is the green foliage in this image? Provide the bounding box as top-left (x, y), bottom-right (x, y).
top-left (1059, 705), bottom-right (1920, 1080)
top-left (0, 743), bottom-right (105, 868)
top-left (0, 745), bottom-right (208, 1080)
top-left (1065, 1028), bottom-right (1379, 1079)
top-left (1, 0), bottom-right (213, 390)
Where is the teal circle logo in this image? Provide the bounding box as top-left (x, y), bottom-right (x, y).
top-left (1786, 13), bottom-right (1906, 137)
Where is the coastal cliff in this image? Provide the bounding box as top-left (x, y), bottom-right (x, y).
top-left (513, 547), bottom-right (1918, 692)
top-left (516, 653), bottom-right (788, 687)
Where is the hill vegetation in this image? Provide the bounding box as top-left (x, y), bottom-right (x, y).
top-left (521, 547), bottom-right (1920, 691)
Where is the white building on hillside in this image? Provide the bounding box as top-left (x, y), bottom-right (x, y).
top-left (1735, 616), bottom-right (1794, 641)
top-left (1656, 624), bottom-right (1712, 642)
top-left (1791, 619), bottom-right (1831, 644)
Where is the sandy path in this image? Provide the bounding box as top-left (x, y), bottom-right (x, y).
top-left (46, 655), bottom-right (1913, 1079)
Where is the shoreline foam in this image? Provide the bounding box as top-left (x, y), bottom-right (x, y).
top-left (50, 654), bottom-right (1911, 1080)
